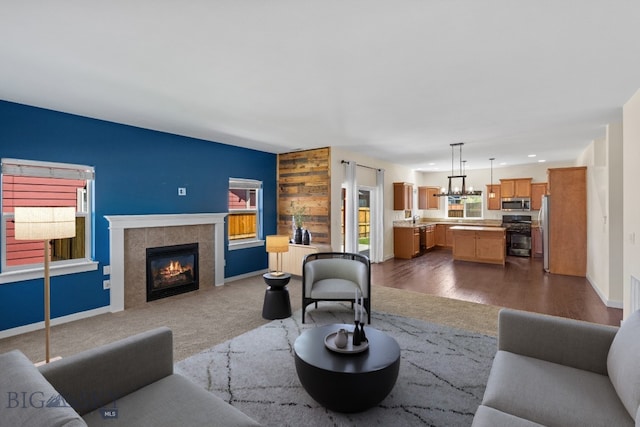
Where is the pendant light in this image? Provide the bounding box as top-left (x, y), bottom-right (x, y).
top-left (489, 158), bottom-right (496, 199)
top-left (435, 143), bottom-right (482, 197)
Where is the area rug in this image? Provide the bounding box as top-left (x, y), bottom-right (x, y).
top-left (175, 303), bottom-right (497, 426)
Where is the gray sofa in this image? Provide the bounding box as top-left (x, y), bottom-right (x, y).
top-left (472, 308), bottom-right (640, 427)
top-left (0, 327), bottom-right (261, 427)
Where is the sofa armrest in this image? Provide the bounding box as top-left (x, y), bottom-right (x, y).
top-left (39, 327), bottom-right (174, 415)
top-left (498, 308), bottom-right (618, 375)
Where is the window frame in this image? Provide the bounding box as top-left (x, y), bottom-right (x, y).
top-left (227, 177), bottom-right (264, 251)
top-left (445, 194), bottom-right (484, 219)
top-left (0, 158), bottom-right (98, 284)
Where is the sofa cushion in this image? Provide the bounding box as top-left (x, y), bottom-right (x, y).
top-left (608, 309), bottom-right (640, 419)
top-left (81, 374), bottom-right (260, 427)
top-left (471, 405), bottom-right (545, 427)
top-left (310, 278), bottom-right (360, 299)
top-left (482, 350), bottom-right (633, 427)
top-left (0, 350), bottom-right (86, 427)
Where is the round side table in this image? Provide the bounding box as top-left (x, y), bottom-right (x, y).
top-left (294, 323), bottom-right (401, 412)
top-left (262, 273), bottom-right (292, 320)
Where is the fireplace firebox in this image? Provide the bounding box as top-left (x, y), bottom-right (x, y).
top-left (146, 243), bottom-right (199, 302)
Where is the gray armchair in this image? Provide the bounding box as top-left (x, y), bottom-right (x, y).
top-left (301, 252), bottom-right (371, 324)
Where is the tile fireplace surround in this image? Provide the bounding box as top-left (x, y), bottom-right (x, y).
top-left (105, 213), bottom-right (226, 311)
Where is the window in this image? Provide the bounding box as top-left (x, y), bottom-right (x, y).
top-left (1, 158), bottom-right (97, 282)
top-left (446, 195), bottom-right (483, 219)
top-left (228, 178), bottom-right (263, 250)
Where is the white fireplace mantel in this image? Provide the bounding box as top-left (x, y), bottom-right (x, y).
top-left (104, 213), bottom-right (227, 312)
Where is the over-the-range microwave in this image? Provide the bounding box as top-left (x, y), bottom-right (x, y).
top-left (501, 197), bottom-right (531, 211)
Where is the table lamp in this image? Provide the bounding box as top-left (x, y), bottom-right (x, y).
top-left (266, 235), bottom-right (289, 276)
top-left (14, 206), bottom-right (76, 363)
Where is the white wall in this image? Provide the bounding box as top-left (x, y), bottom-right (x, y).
top-left (579, 122), bottom-right (624, 308)
top-left (623, 89), bottom-right (640, 318)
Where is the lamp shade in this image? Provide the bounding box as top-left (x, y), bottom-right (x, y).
top-left (266, 235), bottom-right (289, 253)
top-left (14, 207), bottom-right (76, 240)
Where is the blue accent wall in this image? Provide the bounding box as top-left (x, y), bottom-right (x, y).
top-left (0, 100), bottom-right (277, 331)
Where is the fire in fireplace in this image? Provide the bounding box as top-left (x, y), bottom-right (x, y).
top-left (146, 243), bottom-right (199, 302)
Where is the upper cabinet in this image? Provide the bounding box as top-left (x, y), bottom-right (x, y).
top-left (418, 186), bottom-right (441, 210)
top-left (530, 182), bottom-right (548, 211)
top-left (486, 184), bottom-right (501, 210)
top-left (500, 178), bottom-right (532, 198)
top-left (393, 182), bottom-right (413, 210)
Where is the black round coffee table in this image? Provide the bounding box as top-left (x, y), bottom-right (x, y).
top-left (262, 273), bottom-right (292, 319)
top-left (294, 323), bottom-right (401, 413)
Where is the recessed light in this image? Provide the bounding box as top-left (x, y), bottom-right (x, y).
top-left (428, 163), bottom-right (435, 166)
top-left (500, 162), bottom-right (507, 166)
top-left (528, 154), bottom-right (537, 158)
top-left (538, 159), bottom-right (546, 163)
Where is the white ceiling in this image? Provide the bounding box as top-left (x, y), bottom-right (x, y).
top-left (2, 1), bottom-right (639, 171)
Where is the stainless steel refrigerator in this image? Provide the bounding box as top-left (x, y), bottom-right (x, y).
top-left (538, 194), bottom-right (550, 272)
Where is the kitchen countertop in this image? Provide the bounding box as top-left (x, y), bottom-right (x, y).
top-left (449, 225), bottom-right (506, 232)
top-left (393, 220), bottom-right (503, 228)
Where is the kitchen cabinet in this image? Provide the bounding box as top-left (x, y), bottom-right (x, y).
top-left (451, 226), bottom-right (506, 265)
top-left (425, 225), bottom-right (436, 249)
top-left (486, 184), bottom-right (501, 210)
top-left (418, 186), bottom-right (441, 210)
top-left (500, 178), bottom-right (532, 198)
top-left (530, 182), bottom-right (547, 211)
top-left (393, 182), bottom-right (413, 210)
top-left (435, 224), bottom-right (454, 247)
top-left (393, 227), bottom-right (421, 259)
top-left (547, 167), bottom-right (586, 276)
top-left (531, 225), bottom-right (542, 257)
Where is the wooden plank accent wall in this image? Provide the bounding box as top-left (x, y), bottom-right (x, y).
top-left (277, 148), bottom-right (331, 244)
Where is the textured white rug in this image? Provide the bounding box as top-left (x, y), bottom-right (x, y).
top-left (175, 303), bottom-right (497, 426)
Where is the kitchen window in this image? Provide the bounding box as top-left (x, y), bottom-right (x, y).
top-left (446, 195), bottom-right (483, 219)
top-left (228, 178), bottom-right (263, 250)
top-left (0, 158), bottom-right (97, 283)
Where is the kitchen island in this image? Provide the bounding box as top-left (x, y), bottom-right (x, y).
top-left (450, 226), bottom-right (506, 266)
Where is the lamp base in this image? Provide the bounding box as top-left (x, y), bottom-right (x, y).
top-left (270, 271), bottom-right (285, 277)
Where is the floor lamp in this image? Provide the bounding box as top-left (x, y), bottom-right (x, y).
top-left (14, 207), bottom-right (76, 364)
top-left (266, 235), bottom-right (290, 276)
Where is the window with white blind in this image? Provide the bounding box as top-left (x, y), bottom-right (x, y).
top-left (1, 158), bottom-right (98, 283)
top-left (228, 178), bottom-right (264, 250)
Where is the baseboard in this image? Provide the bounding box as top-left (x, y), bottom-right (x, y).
top-left (0, 306), bottom-right (111, 339)
top-left (225, 269), bottom-right (268, 283)
top-left (586, 274), bottom-right (623, 309)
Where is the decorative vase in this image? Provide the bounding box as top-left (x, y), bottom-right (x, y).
top-left (359, 322), bottom-right (367, 342)
top-left (302, 229), bottom-right (310, 245)
top-left (352, 321), bottom-right (361, 346)
top-left (334, 328), bottom-right (348, 348)
top-left (294, 227), bottom-right (303, 244)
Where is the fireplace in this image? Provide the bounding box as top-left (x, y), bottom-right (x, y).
top-left (146, 243), bottom-right (199, 302)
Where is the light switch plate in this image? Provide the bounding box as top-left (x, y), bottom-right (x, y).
top-left (178, 187), bottom-right (187, 196)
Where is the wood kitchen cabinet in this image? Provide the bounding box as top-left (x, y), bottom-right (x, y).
top-left (451, 226), bottom-right (506, 265)
top-left (486, 184), bottom-right (501, 210)
top-left (530, 182), bottom-right (548, 211)
top-left (500, 178), bottom-right (532, 198)
top-left (547, 167), bottom-right (586, 276)
top-left (393, 227), bottom-right (421, 259)
top-left (393, 182), bottom-right (413, 210)
top-left (531, 225), bottom-right (542, 257)
top-left (435, 224), bottom-right (454, 247)
top-left (418, 186), bottom-right (441, 210)
top-left (425, 225), bottom-right (436, 249)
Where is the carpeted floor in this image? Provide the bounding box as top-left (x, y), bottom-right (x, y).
top-left (0, 274), bottom-right (502, 363)
top-left (175, 303), bottom-right (497, 426)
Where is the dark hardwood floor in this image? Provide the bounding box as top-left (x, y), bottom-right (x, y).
top-left (372, 247), bottom-right (623, 326)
